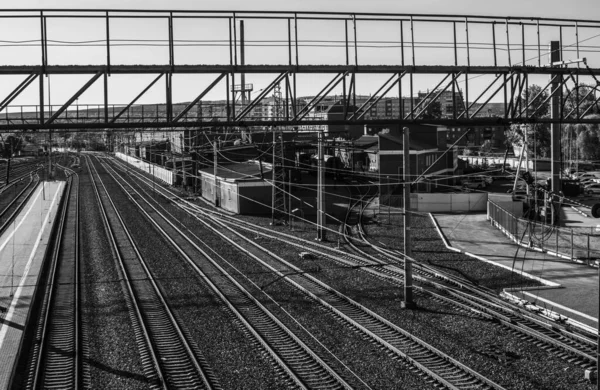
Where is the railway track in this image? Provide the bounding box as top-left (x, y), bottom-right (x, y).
top-left (0, 172), bottom-right (39, 235)
top-left (96, 156), bottom-right (358, 389)
top-left (0, 158), bottom-right (45, 191)
top-left (17, 165), bottom-right (83, 389)
top-left (116, 155), bottom-right (600, 374)
top-left (86, 155), bottom-right (218, 389)
top-left (105, 156), bottom-right (505, 390)
top-left (341, 179), bottom-right (599, 370)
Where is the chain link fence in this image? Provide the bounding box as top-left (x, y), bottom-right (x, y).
top-left (487, 200), bottom-right (600, 263)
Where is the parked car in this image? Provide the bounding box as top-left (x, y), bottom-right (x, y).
top-left (462, 179), bottom-right (486, 189)
top-left (584, 183), bottom-right (600, 195)
top-left (580, 178), bottom-right (600, 186)
top-left (487, 163), bottom-right (512, 172)
top-left (474, 175), bottom-right (494, 184)
top-left (506, 186), bottom-right (528, 201)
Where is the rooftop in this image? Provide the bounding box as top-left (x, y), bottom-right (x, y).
top-left (198, 161), bottom-right (272, 181)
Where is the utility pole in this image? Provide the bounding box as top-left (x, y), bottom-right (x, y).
top-left (213, 136), bottom-right (219, 206)
top-left (48, 130), bottom-right (52, 180)
top-left (5, 138), bottom-right (11, 186)
top-left (550, 41), bottom-right (562, 225)
top-left (317, 130), bottom-right (326, 241)
top-left (288, 168), bottom-right (292, 228)
top-left (180, 133), bottom-right (186, 189)
top-left (401, 127), bottom-right (416, 309)
top-left (240, 20), bottom-right (246, 107)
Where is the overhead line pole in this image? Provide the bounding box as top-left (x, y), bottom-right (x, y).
top-left (401, 126), bottom-right (415, 310)
top-left (549, 41), bottom-right (561, 225)
top-left (317, 130), bottom-right (326, 241)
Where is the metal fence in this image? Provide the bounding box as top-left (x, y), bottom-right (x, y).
top-left (487, 200), bottom-right (600, 262)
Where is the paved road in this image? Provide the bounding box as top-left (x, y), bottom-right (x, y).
top-left (434, 212), bottom-right (598, 329)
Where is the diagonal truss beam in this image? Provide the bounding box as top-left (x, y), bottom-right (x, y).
top-left (411, 72), bottom-right (463, 119)
top-left (351, 71), bottom-right (407, 121)
top-left (0, 74), bottom-right (38, 113)
top-left (562, 72), bottom-right (600, 120)
top-left (404, 74), bottom-right (451, 120)
top-left (46, 71), bottom-right (103, 125)
top-left (414, 128), bottom-right (472, 184)
top-left (294, 72), bottom-right (348, 122)
top-left (173, 73), bottom-right (226, 122)
top-left (235, 72), bottom-right (288, 121)
top-left (528, 76), bottom-right (571, 119)
top-left (110, 73), bottom-right (164, 123)
top-left (344, 73), bottom-right (355, 120)
top-left (286, 74), bottom-right (296, 118)
top-left (458, 73), bottom-right (502, 119)
top-left (506, 73), bottom-right (527, 119)
top-left (468, 72), bottom-right (517, 118)
top-left (579, 88), bottom-right (600, 118)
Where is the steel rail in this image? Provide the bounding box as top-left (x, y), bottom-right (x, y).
top-left (99, 156), bottom-right (356, 390)
top-left (23, 167), bottom-right (81, 389)
top-left (86, 155), bottom-right (215, 390)
top-left (195, 212), bottom-right (505, 389)
top-left (180, 169), bottom-right (600, 373)
top-left (111, 155), bottom-right (599, 372)
top-left (108, 157), bottom-right (494, 388)
top-left (183, 198), bottom-right (598, 358)
top-left (340, 186), bottom-right (600, 366)
top-left (109, 159), bottom-right (503, 390)
top-left (0, 173), bottom-right (38, 235)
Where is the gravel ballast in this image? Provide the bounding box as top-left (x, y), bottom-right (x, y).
top-left (79, 157), bottom-right (148, 389)
top-left (97, 156), bottom-right (596, 389)
top-left (102, 158), bottom-right (437, 390)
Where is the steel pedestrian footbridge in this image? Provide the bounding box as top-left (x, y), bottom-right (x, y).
top-left (0, 9), bottom-right (597, 131)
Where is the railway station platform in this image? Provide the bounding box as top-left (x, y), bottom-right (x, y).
top-left (0, 181), bottom-right (64, 389)
top-left (432, 212), bottom-right (598, 331)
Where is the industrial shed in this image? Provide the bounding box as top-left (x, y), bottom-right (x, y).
top-left (198, 161), bottom-right (273, 215)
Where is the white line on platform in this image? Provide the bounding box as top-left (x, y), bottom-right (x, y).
top-left (520, 291), bottom-right (598, 323)
top-left (0, 183), bottom-right (63, 350)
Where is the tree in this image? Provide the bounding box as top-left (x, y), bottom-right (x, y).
top-left (523, 84), bottom-right (550, 118)
top-left (421, 100), bottom-right (442, 119)
top-left (564, 84), bottom-right (600, 117)
top-left (1, 135), bottom-right (23, 158)
top-left (479, 139), bottom-right (492, 155)
top-left (505, 84), bottom-right (551, 158)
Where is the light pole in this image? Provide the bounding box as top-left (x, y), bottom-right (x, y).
top-left (291, 208), bottom-right (304, 231)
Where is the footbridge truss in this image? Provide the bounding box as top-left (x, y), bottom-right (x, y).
top-left (0, 9), bottom-right (599, 132)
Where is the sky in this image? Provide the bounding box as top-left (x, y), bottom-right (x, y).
top-left (1, 0), bottom-right (598, 110)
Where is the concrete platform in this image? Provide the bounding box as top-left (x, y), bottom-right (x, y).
top-left (0, 181), bottom-right (64, 389)
top-left (433, 212), bottom-right (598, 329)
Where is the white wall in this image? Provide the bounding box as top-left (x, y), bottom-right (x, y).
top-left (115, 152), bottom-right (174, 185)
top-left (412, 193), bottom-right (488, 212)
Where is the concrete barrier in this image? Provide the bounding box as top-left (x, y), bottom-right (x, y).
top-left (115, 152), bottom-right (174, 185)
